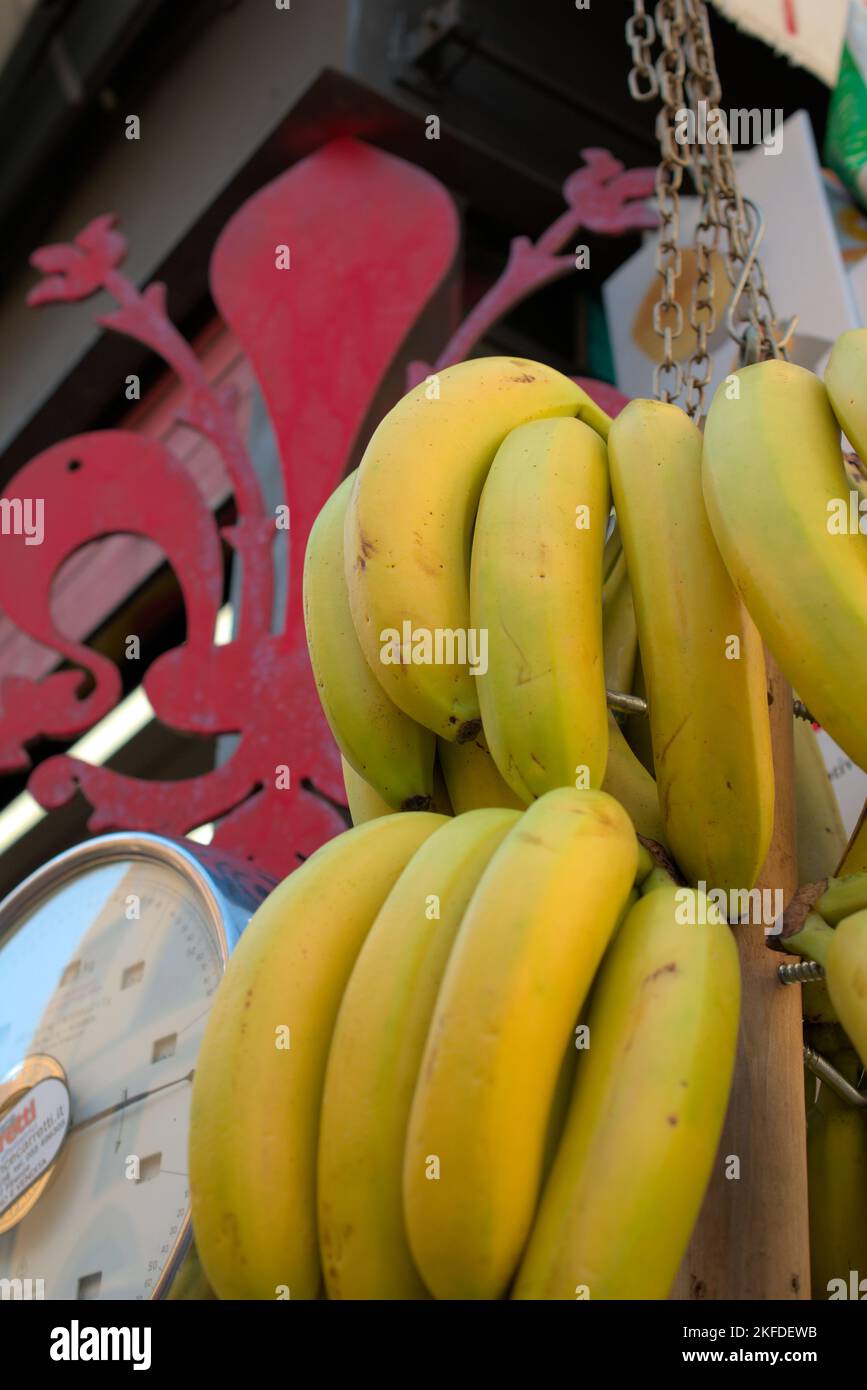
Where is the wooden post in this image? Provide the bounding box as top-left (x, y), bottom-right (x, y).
top-left (671, 653), bottom-right (810, 1299)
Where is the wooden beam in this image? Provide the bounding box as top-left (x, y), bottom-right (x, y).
top-left (671, 651), bottom-right (809, 1299)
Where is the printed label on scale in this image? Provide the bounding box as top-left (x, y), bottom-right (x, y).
top-left (0, 1076), bottom-right (70, 1216)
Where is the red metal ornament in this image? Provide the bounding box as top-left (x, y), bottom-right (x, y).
top-left (0, 141), bottom-right (653, 879)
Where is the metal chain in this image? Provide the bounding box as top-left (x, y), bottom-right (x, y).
top-left (624, 0), bottom-right (787, 418)
top-left (650, 2), bottom-right (691, 403)
top-left (683, 2), bottom-right (785, 368)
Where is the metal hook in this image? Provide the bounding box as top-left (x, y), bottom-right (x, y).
top-left (724, 197), bottom-right (764, 353)
top-left (725, 197), bottom-right (797, 362)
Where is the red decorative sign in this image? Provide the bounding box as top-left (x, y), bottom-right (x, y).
top-left (0, 140), bottom-right (652, 878)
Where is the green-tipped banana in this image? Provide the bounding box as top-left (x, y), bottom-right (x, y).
top-left (304, 472), bottom-right (435, 808)
top-left (825, 328), bottom-right (867, 463)
top-left (794, 717), bottom-right (847, 884)
top-left (610, 398), bottom-right (774, 893)
top-left (806, 1046), bottom-right (867, 1299)
top-left (816, 873), bottom-right (867, 925)
top-left (345, 358), bottom-right (607, 741)
top-left (471, 415), bottom-right (610, 798)
top-left (513, 886), bottom-right (740, 1300)
top-left (318, 809), bottom-right (519, 1299)
top-left (826, 910), bottom-right (867, 1067)
top-left (783, 911), bottom-right (838, 1024)
top-left (703, 360), bottom-right (867, 774)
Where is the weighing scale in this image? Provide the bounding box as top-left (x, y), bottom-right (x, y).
top-left (0, 832), bottom-right (275, 1299)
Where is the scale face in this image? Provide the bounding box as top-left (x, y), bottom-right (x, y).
top-left (0, 833), bottom-right (275, 1300)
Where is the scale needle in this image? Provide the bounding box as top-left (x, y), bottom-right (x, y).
top-left (68, 1070), bottom-right (195, 1136)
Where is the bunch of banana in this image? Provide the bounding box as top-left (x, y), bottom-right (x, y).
top-left (189, 783), bottom-right (740, 1300)
top-left (318, 808), bottom-right (520, 1299)
top-left (404, 787), bottom-right (637, 1299)
top-left (343, 357), bottom-right (609, 742)
top-left (189, 810), bottom-right (447, 1299)
top-left (470, 415), bottom-right (610, 798)
top-left (609, 398), bottom-right (774, 893)
top-left (702, 358), bottom-right (867, 774)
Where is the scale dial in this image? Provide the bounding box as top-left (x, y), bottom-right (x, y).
top-left (0, 834), bottom-right (273, 1299)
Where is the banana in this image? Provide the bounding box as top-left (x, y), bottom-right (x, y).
top-left (839, 802), bottom-right (867, 875)
top-left (782, 911), bottom-right (838, 1024)
top-left (601, 713), bottom-right (667, 846)
top-left (825, 328), bottom-right (867, 463)
top-left (189, 811), bottom-right (446, 1300)
top-left (341, 755), bottom-right (393, 824)
top-left (470, 416), bottom-right (610, 798)
top-left (602, 547), bottom-right (638, 696)
top-left (794, 717), bottom-right (847, 884)
top-left (403, 787), bottom-right (637, 1300)
top-left (304, 471), bottom-right (435, 808)
top-left (318, 808), bottom-right (519, 1299)
top-left (816, 873), bottom-right (867, 924)
top-left (703, 360), bottom-right (867, 774)
top-left (345, 358), bottom-right (608, 741)
top-left (825, 910), bottom-right (867, 1067)
top-left (609, 398), bottom-right (774, 894)
top-left (806, 1046), bottom-right (867, 1299)
top-left (436, 732), bottom-right (527, 813)
top-left (513, 886), bottom-right (740, 1300)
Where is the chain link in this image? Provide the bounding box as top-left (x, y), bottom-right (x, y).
top-left (625, 2), bottom-right (659, 100)
top-left (625, 0), bottom-right (786, 419)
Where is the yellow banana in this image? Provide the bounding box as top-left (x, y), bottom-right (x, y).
top-left (189, 811), bottom-right (446, 1300)
top-left (601, 713), bottom-right (666, 846)
top-left (341, 755), bottom-right (393, 825)
top-left (470, 416), bottom-right (610, 798)
top-left (825, 327), bottom-right (867, 463)
top-left (703, 360), bottom-right (867, 774)
top-left (304, 472), bottom-right (435, 808)
top-left (436, 732), bottom-right (526, 813)
top-left (403, 787), bottom-right (637, 1300)
top-left (825, 910), bottom-right (867, 1067)
top-left (806, 1046), bottom-right (867, 1299)
top-left (318, 809), bottom-right (519, 1299)
top-left (345, 358), bottom-right (608, 741)
top-left (794, 717), bottom-right (847, 884)
top-left (609, 398), bottom-right (774, 894)
top-left (513, 886), bottom-right (740, 1300)
top-left (602, 547), bottom-right (638, 696)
